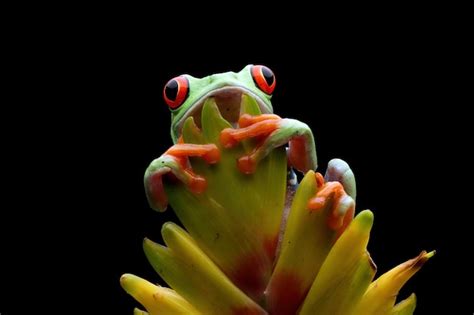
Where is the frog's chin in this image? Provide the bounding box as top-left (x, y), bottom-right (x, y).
top-left (178, 87), bottom-right (271, 132)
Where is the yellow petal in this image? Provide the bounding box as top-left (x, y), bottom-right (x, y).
top-left (299, 210), bottom-right (376, 315)
top-left (391, 293), bottom-right (417, 315)
top-left (120, 274), bottom-right (200, 315)
top-left (353, 250), bottom-right (434, 315)
top-left (165, 99), bottom-right (287, 300)
top-left (133, 308), bottom-right (148, 315)
top-left (144, 223), bottom-right (266, 315)
top-left (266, 170), bottom-right (341, 314)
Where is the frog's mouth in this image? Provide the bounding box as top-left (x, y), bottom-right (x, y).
top-left (177, 87), bottom-right (271, 133)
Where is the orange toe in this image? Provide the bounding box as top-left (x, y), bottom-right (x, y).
top-left (188, 174), bottom-right (207, 194)
top-left (238, 113), bottom-right (281, 128)
top-left (220, 128), bottom-right (239, 148)
top-left (202, 145), bottom-right (221, 164)
top-left (238, 156), bottom-right (257, 174)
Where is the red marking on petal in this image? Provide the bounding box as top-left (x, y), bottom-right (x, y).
top-left (231, 253), bottom-right (268, 302)
top-left (263, 234), bottom-right (279, 262)
top-left (266, 271), bottom-right (306, 315)
top-left (231, 306), bottom-right (265, 315)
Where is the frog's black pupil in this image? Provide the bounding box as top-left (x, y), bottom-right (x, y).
top-left (165, 80), bottom-right (179, 101)
top-left (262, 67), bottom-right (274, 86)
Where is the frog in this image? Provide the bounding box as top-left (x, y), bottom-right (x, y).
top-left (145, 64), bottom-right (356, 222)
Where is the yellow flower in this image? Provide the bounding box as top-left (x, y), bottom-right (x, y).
top-left (121, 100), bottom-right (433, 315)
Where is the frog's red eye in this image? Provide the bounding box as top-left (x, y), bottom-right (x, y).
top-left (251, 65), bottom-right (276, 95)
top-left (163, 76), bottom-right (189, 109)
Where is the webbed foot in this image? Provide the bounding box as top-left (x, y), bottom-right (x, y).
top-left (220, 114), bottom-right (317, 174)
top-left (144, 144), bottom-right (220, 211)
top-left (308, 159), bottom-right (357, 238)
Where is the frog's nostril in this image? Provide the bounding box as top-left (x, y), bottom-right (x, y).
top-left (209, 74), bottom-right (217, 83)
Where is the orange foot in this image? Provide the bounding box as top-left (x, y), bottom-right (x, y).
top-left (220, 114), bottom-right (317, 174)
top-left (144, 143), bottom-right (220, 211)
top-left (308, 172), bottom-right (355, 238)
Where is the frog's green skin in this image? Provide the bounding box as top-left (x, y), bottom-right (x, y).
top-left (169, 65), bottom-right (276, 144)
top-left (145, 65), bottom-right (356, 212)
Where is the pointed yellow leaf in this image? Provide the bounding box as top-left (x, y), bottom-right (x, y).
top-left (299, 210), bottom-right (376, 315)
top-left (120, 274), bottom-right (200, 315)
top-left (353, 250), bottom-right (434, 315)
top-left (133, 308), bottom-right (148, 315)
top-left (144, 223), bottom-right (266, 315)
top-left (240, 93), bottom-right (262, 116)
top-left (266, 170), bottom-right (342, 314)
top-left (164, 99), bottom-right (286, 300)
top-left (201, 98), bottom-right (232, 144)
top-left (182, 116), bottom-right (206, 145)
top-left (391, 293), bottom-right (417, 315)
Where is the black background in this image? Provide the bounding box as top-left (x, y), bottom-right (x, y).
top-left (0, 15), bottom-right (471, 315)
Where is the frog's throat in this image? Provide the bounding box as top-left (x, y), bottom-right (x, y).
top-left (175, 86), bottom-right (271, 136)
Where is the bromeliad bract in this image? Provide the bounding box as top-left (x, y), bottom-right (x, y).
top-left (121, 66), bottom-right (433, 315)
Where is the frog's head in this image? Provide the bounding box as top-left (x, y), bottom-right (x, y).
top-left (163, 64), bottom-right (276, 143)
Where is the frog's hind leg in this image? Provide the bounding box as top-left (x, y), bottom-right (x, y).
top-left (306, 160), bottom-right (357, 238)
top-left (144, 144), bottom-right (220, 212)
top-left (220, 114), bottom-right (317, 174)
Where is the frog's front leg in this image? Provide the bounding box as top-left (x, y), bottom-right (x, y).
top-left (144, 144), bottom-right (220, 212)
top-left (220, 114), bottom-right (317, 174)
top-left (220, 115), bottom-right (357, 237)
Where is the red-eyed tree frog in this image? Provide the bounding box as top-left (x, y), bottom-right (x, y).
top-left (145, 65), bottom-right (356, 219)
